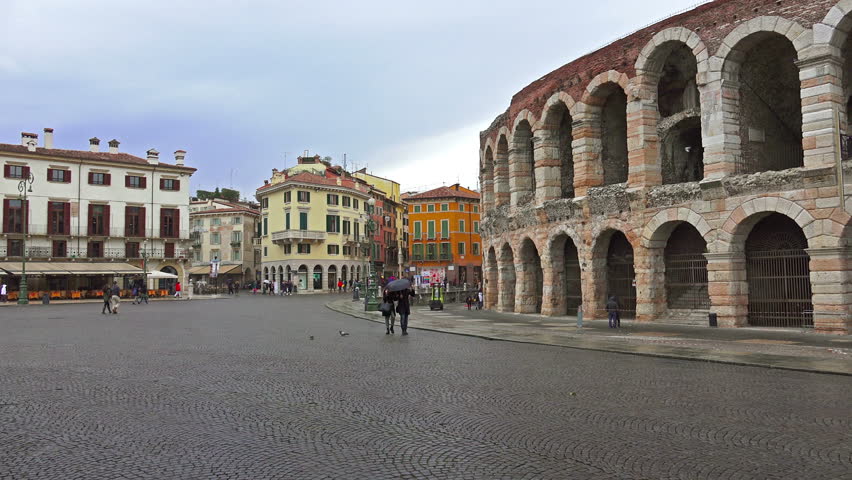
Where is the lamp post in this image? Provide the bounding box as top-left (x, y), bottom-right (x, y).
top-left (17, 171), bottom-right (34, 305)
top-left (362, 197), bottom-right (379, 311)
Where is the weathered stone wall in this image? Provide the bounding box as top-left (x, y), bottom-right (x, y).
top-left (478, 0), bottom-right (852, 334)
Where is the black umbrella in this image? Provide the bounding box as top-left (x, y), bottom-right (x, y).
top-left (386, 278), bottom-right (411, 292)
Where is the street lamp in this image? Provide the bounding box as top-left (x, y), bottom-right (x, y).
top-left (17, 171), bottom-right (34, 305)
top-left (362, 197), bottom-right (379, 311)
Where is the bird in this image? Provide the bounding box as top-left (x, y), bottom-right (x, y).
top-left (338, 330), bottom-right (349, 336)
top-left (309, 335), bottom-right (314, 341)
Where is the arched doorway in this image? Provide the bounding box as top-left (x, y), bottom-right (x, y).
top-left (159, 266), bottom-right (178, 291)
top-left (297, 265), bottom-right (308, 291)
top-left (745, 213), bottom-right (812, 327)
top-left (485, 247), bottom-right (498, 309)
top-left (313, 265), bottom-right (323, 290)
top-left (327, 265), bottom-right (338, 290)
top-left (341, 265), bottom-right (348, 286)
top-left (356, 265), bottom-right (361, 282)
top-left (600, 85), bottom-right (628, 185)
top-left (494, 135), bottom-right (510, 207)
top-left (263, 267), bottom-right (269, 281)
top-left (664, 223), bottom-right (709, 310)
top-left (606, 232), bottom-right (636, 319)
top-left (517, 238), bottom-right (543, 313)
top-left (498, 243), bottom-right (516, 312)
top-left (547, 233), bottom-right (582, 316)
top-left (286, 265), bottom-right (292, 281)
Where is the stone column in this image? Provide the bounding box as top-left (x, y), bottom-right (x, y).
top-left (514, 261), bottom-right (534, 313)
top-left (571, 113), bottom-right (604, 197)
top-left (700, 78), bottom-right (741, 179)
top-left (705, 252), bottom-right (748, 327)
top-left (806, 247), bottom-right (851, 334)
top-left (484, 260), bottom-right (499, 309)
top-left (493, 150), bottom-right (510, 207)
top-left (533, 130), bottom-right (562, 204)
top-left (509, 143), bottom-right (534, 207)
top-left (481, 166), bottom-right (495, 212)
top-left (627, 73), bottom-right (662, 187)
top-left (635, 246), bottom-right (665, 322)
top-left (583, 254), bottom-right (608, 320)
top-left (540, 254), bottom-right (564, 317)
top-left (798, 54), bottom-right (845, 170)
top-left (497, 260), bottom-right (515, 312)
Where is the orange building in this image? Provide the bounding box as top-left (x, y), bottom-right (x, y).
top-left (404, 184), bottom-right (481, 286)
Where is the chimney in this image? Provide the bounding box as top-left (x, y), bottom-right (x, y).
top-left (174, 150), bottom-right (186, 166)
top-left (108, 139), bottom-right (120, 154)
top-left (146, 148), bottom-right (159, 165)
top-left (43, 128), bottom-right (54, 149)
top-left (21, 132), bottom-right (38, 146)
top-left (26, 139), bottom-right (37, 152)
top-left (89, 137), bottom-right (100, 152)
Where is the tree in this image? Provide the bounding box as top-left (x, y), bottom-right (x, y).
top-left (220, 188), bottom-right (240, 202)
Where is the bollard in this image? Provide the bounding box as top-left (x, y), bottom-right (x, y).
top-left (708, 312), bottom-right (718, 327)
top-left (576, 305), bottom-right (583, 328)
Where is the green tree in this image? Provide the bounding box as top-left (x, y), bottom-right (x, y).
top-left (220, 188), bottom-right (240, 202)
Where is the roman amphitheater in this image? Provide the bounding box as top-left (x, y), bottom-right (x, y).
top-left (479, 0), bottom-right (852, 333)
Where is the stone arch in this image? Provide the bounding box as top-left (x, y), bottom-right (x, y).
top-left (635, 27), bottom-right (710, 81)
top-left (538, 92), bottom-right (578, 200)
top-left (515, 237), bottom-right (543, 313)
top-left (263, 266), bottom-right (269, 280)
top-left (497, 242), bottom-right (516, 312)
top-left (312, 264), bottom-right (323, 290)
top-left (588, 222), bottom-right (639, 320)
top-left (820, 0), bottom-right (852, 49)
top-left (494, 133), bottom-right (510, 207)
top-left (715, 17), bottom-right (813, 75)
top-left (545, 227), bottom-right (584, 316)
top-left (641, 207), bottom-right (712, 248)
top-left (581, 71), bottom-right (630, 186)
top-left (719, 198), bottom-right (821, 253)
top-left (481, 145), bottom-right (495, 210)
top-left (327, 264), bottom-right (338, 290)
top-left (484, 246), bottom-right (499, 309)
top-left (509, 117), bottom-right (535, 206)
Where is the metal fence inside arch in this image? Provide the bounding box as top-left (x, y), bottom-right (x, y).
top-left (606, 232), bottom-right (636, 319)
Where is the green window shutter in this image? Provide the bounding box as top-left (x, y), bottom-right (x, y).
top-left (336, 216), bottom-right (341, 233)
top-left (286, 212), bottom-right (290, 230)
top-left (441, 220), bottom-right (449, 238)
top-left (326, 215), bottom-right (332, 232)
top-left (263, 218), bottom-right (268, 235)
top-left (459, 220), bottom-right (465, 233)
top-left (428, 221), bottom-right (435, 239)
top-left (300, 212), bottom-right (308, 230)
top-left (414, 222), bottom-right (421, 238)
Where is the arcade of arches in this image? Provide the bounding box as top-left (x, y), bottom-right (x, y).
top-left (479, 1), bottom-right (852, 333)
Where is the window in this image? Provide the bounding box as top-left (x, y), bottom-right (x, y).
top-left (261, 197), bottom-right (269, 209)
top-left (193, 249), bottom-right (202, 262)
top-left (441, 203), bottom-right (449, 211)
top-left (326, 215), bottom-right (341, 233)
top-left (457, 242), bottom-right (466, 256)
top-left (353, 199), bottom-right (359, 210)
top-left (459, 220), bottom-right (465, 233)
top-left (164, 242), bottom-right (175, 258)
top-left (426, 243), bottom-right (436, 260)
top-left (210, 232), bottom-right (221, 244)
top-left (299, 212), bottom-right (308, 230)
top-left (231, 231), bottom-right (242, 244)
top-left (327, 194), bottom-right (339, 205)
top-left (413, 205), bottom-right (421, 213)
top-left (283, 244), bottom-right (292, 254)
top-left (126, 242), bottom-right (140, 258)
top-left (441, 219), bottom-right (449, 239)
top-left (427, 204), bottom-right (435, 212)
top-left (298, 243), bottom-right (311, 254)
top-left (125, 175), bottom-right (146, 189)
top-left (342, 196), bottom-right (350, 207)
top-left (232, 216), bottom-right (242, 225)
top-left (473, 243), bottom-right (480, 256)
top-left (354, 222), bottom-right (360, 240)
top-left (52, 240), bottom-right (67, 257)
top-left (327, 244), bottom-right (340, 255)
top-left (413, 243), bottom-right (423, 260)
top-left (88, 241), bottom-right (104, 258)
top-left (263, 217), bottom-right (268, 236)
top-left (160, 208), bottom-right (179, 238)
top-left (474, 221), bottom-right (479, 234)
top-left (48, 201), bottom-right (69, 235)
top-left (88, 204), bottom-right (109, 236)
top-left (284, 191), bottom-right (291, 203)
top-left (414, 221), bottom-right (421, 239)
top-left (125, 206), bottom-right (144, 237)
top-left (211, 218), bottom-right (221, 226)
top-left (48, 169), bottom-right (70, 183)
top-left (427, 220), bottom-right (435, 239)
top-left (286, 212), bottom-right (291, 230)
top-left (263, 246), bottom-right (268, 257)
top-left (342, 220), bottom-right (351, 235)
top-left (343, 245), bottom-right (352, 256)
top-left (7, 239), bottom-right (22, 256)
top-left (4, 165), bottom-right (28, 179)
top-left (194, 218), bottom-right (205, 227)
top-left (232, 249), bottom-right (241, 261)
top-left (2, 199), bottom-right (25, 234)
top-left (209, 248), bottom-right (219, 261)
top-left (459, 203), bottom-right (465, 212)
top-left (440, 242), bottom-right (451, 259)
top-left (88, 172), bottom-right (110, 185)
top-left (473, 205), bottom-right (479, 213)
top-left (297, 191), bottom-right (311, 202)
top-left (160, 178), bottom-right (180, 191)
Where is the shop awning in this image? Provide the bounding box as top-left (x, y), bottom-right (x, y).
top-left (188, 264), bottom-right (243, 276)
top-left (188, 265), bottom-right (211, 275)
top-left (0, 262), bottom-right (143, 276)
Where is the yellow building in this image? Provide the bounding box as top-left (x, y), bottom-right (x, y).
top-left (256, 156), bottom-right (372, 292)
top-left (352, 169), bottom-right (408, 278)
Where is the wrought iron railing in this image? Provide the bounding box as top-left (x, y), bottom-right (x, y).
top-left (0, 246), bottom-right (188, 260)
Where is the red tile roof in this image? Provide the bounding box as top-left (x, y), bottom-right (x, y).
top-left (404, 185), bottom-right (480, 201)
top-left (0, 143), bottom-right (196, 172)
top-left (190, 207), bottom-right (259, 216)
top-left (256, 171), bottom-right (365, 192)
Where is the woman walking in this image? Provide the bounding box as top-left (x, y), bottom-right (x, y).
top-left (396, 288), bottom-right (415, 335)
top-left (381, 289), bottom-right (396, 334)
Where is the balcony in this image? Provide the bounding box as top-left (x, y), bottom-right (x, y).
top-left (270, 229), bottom-right (327, 245)
top-left (0, 226), bottom-right (190, 240)
top-left (230, 240), bottom-right (242, 247)
top-left (0, 246), bottom-right (187, 260)
top-left (252, 238), bottom-right (262, 246)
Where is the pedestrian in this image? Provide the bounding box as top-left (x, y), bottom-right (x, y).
top-left (477, 290), bottom-right (484, 310)
top-left (606, 295), bottom-right (620, 329)
top-left (252, 282), bottom-right (258, 295)
top-left (465, 295), bottom-right (473, 310)
top-left (131, 284), bottom-right (138, 304)
top-left (234, 281), bottom-right (240, 296)
top-left (101, 284), bottom-right (112, 314)
top-left (0, 280), bottom-right (7, 303)
top-left (396, 287), bottom-right (415, 335)
top-left (110, 281), bottom-right (121, 314)
top-left (227, 279), bottom-right (234, 295)
top-left (381, 289), bottom-right (396, 334)
top-left (174, 281), bottom-right (182, 298)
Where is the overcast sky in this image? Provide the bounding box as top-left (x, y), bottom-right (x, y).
top-left (1, 0), bottom-right (701, 197)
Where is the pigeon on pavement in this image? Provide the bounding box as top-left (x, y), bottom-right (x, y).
top-left (338, 330), bottom-right (349, 336)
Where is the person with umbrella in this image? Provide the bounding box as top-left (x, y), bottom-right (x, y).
top-left (387, 279), bottom-right (415, 335)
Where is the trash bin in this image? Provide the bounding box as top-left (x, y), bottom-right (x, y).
top-left (708, 312), bottom-right (717, 327)
top-left (42, 293), bottom-right (50, 305)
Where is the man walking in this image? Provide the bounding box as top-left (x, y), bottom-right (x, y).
top-left (606, 295), bottom-right (620, 329)
top-left (174, 281), bottom-right (182, 298)
top-left (0, 280), bottom-right (6, 303)
top-left (110, 281), bottom-right (121, 314)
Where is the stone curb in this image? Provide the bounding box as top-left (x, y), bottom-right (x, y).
top-left (326, 300), bottom-right (852, 377)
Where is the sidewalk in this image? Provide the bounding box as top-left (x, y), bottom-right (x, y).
top-left (0, 295), bottom-right (222, 306)
top-left (327, 298), bottom-right (852, 376)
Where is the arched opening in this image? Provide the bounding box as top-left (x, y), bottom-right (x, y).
top-left (313, 265), bottom-right (323, 290)
top-left (600, 85), bottom-right (629, 185)
top-left (263, 266), bottom-right (269, 281)
top-left (286, 265), bottom-right (292, 281)
top-left (277, 266), bottom-right (283, 286)
top-left (341, 265), bottom-right (348, 285)
top-left (658, 43), bottom-right (700, 118)
top-left (543, 102), bottom-right (575, 198)
top-left (483, 146), bottom-right (495, 208)
top-left (663, 223), bottom-right (709, 311)
top-left (159, 266), bottom-right (178, 291)
top-left (498, 243), bottom-right (516, 312)
top-left (244, 268), bottom-right (252, 284)
top-left (356, 265), bottom-right (361, 282)
top-left (297, 265), bottom-right (308, 290)
top-left (731, 33), bottom-right (802, 173)
top-left (495, 135), bottom-right (510, 207)
top-left (327, 265), bottom-right (338, 290)
top-left (485, 247), bottom-right (498, 309)
top-left (549, 233), bottom-right (582, 315)
top-left (511, 120), bottom-right (535, 205)
top-left (606, 232), bottom-right (636, 319)
top-left (745, 213), bottom-right (812, 327)
top-left (517, 238), bottom-right (543, 313)
top-left (843, 28), bottom-right (852, 138)
top-left (661, 117), bottom-right (703, 184)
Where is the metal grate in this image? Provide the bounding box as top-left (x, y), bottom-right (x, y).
top-left (665, 253), bottom-right (709, 309)
top-left (607, 233), bottom-right (636, 319)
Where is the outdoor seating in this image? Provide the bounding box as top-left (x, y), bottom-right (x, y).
top-left (70, 291), bottom-right (81, 299)
top-left (7, 292), bottom-right (18, 302)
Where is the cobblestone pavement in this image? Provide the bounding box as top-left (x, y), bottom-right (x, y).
top-left (1, 295), bottom-right (851, 479)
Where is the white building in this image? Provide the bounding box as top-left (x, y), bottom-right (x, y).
top-left (0, 128), bottom-right (196, 300)
top-left (188, 198), bottom-right (261, 285)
